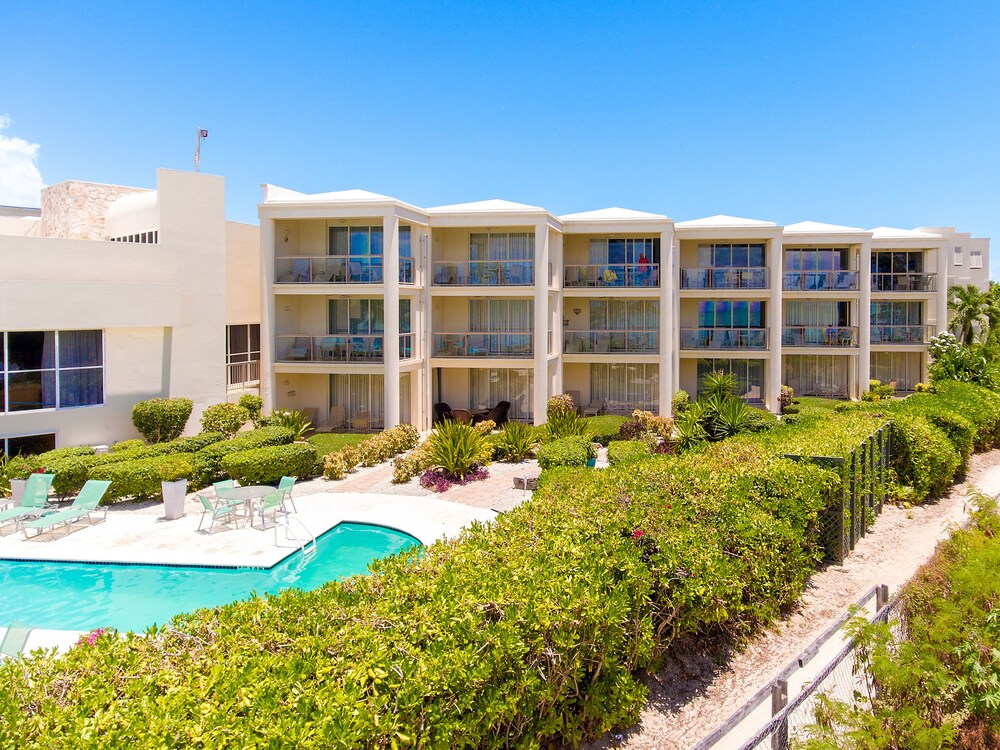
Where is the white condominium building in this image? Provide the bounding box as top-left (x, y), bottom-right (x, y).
top-left (259, 186), bottom-right (989, 429)
top-left (0, 169), bottom-right (261, 453)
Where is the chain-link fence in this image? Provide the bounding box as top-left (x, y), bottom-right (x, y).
top-left (735, 594), bottom-right (905, 750)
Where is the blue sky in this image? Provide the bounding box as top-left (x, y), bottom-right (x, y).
top-left (3, 1), bottom-right (998, 270)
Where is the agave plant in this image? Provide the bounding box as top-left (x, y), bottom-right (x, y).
top-left (674, 404), bottom-right (708, 450)
top-left (704, 395), bottom-right (753, 440)
top-left (541, 409), bottom-right (593, 442)
top-left (493, 421), bottom-right (539, 462)
top-left (700, 370), bottom-right (739, 401)
top-left (429, 420), bottom-right (490, 479)
top-left (268, 409), bottom-right (313, 441)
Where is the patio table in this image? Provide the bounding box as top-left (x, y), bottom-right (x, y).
top-left (216, 485), bottom-right (277, 525)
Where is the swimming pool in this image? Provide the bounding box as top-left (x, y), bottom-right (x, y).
top-left (0, 523), bottom-right (420, 633)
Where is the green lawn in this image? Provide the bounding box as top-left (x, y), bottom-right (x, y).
top-left (307, 432), bottom-right (374, 455)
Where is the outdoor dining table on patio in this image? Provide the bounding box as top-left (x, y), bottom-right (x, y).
top-left (215, 485), bottom-right (279, 526)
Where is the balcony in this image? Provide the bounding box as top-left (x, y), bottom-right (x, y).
top-left (680, 328), bottom-right (768, 350)
top-left (871, 324), bottom-right (935, 345)
top-left (783, 270), bottom-right (859, 291)
top-left (563, 330), bottom-right (658, 354)
top-left (870, 273), bottom-right (936, 292)
top-left (276, 334), bottom-right (415, 363)
top-left (564, 264), bottom-right (659, 288)
top-left (432, 332), bottom-right (533, 358)
top-left (432, 260), bottom-right (533, 286)
top-left (274, 256), bottom-right (414, 285)
top-left (782, 326), bottom-right (858, 347)
top-left (680, 268), bottom-right (768, 290)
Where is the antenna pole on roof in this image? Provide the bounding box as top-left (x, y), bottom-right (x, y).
top-left (194, 128), bottom-right (208, 173)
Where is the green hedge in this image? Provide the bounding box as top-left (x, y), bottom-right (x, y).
top-left (89, 454), bottom-right (195, 503)
top-left (131, 397), bottom-right (193, 444)
top-left (607, 440), bottom-right (653, 467)
top-left (192, 427), bottom-right (295, 484)
top-left (536, 435), bottom-right (595, 469)
top-left (585, 415), bottom-right (629, 445)
top-left (221, 443), bottom-right (318, 485)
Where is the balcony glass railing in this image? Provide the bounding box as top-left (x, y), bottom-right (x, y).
top-left (679, 328), bottom-right (768, 350)
top-left (782, 326), bottom-right (858, 347)
top-left (276, 334), bottom-right (415, 363)
top-left (870, 324), bottom-right (934, 345)
top-left (783, 270), bottom-right (859, 291)
top-left (870, 273), bottom-right (936, 292)
top-left (432, 332), bottom-right (533, 358)
top-left (399, 257), bottom-right (414, 284)
top-left (563, 264), bottom-right (660, 288)
top-left (432, 260), bottom-right (534, 286)
top-left (226, 360), bottom-right (260, 391)
top-left (563, 330), bottom-right (659, 354)
top-left (680, 267), bottom-right (769, 290)
top-left (275, 256), bottom-right (385, 284)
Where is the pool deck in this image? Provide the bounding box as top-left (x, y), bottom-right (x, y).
top-left (0, 489), bottom-right (496, 568)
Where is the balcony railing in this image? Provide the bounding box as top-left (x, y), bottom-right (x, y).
top-left (782, 326), bottom-right (858, 347)
top-left (275, 256), bottom-right (391, 284)
top-left (871, 324), bottom-right (935, 345)
top-left (563, 263), bottom-right (660, 288)
top-left (399, 257), bottom-right (414, 284)
top-left (276, 334), bottom-right (415, 363)
top-left (870, 273), bottom-right (936, 292)
top-left (680, 267), bottom-right (769, 290)
top-left (432, 260), bottom-right (534, 286)
top-left (783, 270), bottom-right (859, 291)
top-left (432, 332), bottom-right (533, 358)
top-left (226, 360), bottom-right (260, 391)
top-left (563, 330), bottom-right (659, 354)
top-left (680, 328), bottom-right (768, 350)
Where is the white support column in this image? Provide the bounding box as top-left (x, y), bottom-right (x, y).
top-left (935, 245), bottom-right (948, 334)
top-left (533, 223), bottom-right (550, 425)
top-left (672, 238), bottom-right (681, 397)
top-left (383, 212), bottom-right (400, 428)
top-left (260, 217), bottom-right (277, 413)
top-left (421, 228), bottom-right (433, 431)
top-left (859, 241), bottom-right (872, 397)
top-left (767, 235), bottom-right (783, 413)
top-left (658, 227), bottom-right (674, 416)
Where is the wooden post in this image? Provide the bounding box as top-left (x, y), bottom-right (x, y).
top-left (771, 679), bottom-right (789, 750)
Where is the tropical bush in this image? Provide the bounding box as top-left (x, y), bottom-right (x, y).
top-left (130, 397), bottom-right (193, 443)
top-left (492, 420), bottom-right (539, 462)
top-left (324, 446), bottom-right (361, 481)
top-left (324, 425), bottom-right (419, 479)
top-left (238, 393), bottom-right (263, 426)
top-left (221, 443), bottom-right (318, 485)
top-left (89, 454), bottom-right (196, 503)
top-left (607, 440), bottom-right (653, 467)
top-left (199, 402), bottom-right (250, 438)
top-left (427, 420), bottom-right (490, 479)
top-left (778, 385), bottom-right (794, 412)
top-left (861, 378), bottom-right (895, 401)
top-left (111, 439), bottom-right (146, 453)
top-left (192, 427), bottom-right (295, 484)
top-left (258, 408), bottom-right (313, 440)
top-left (536, 435), bottom-right (595, 470)
top-left (671, 389), bottom-right (690, 416)
top-left (391, 440), bottom-right (433, 484)
top-left (586, 415), bottom-right (629, 445)
top-left (928, 331), bottom-right (999, 389)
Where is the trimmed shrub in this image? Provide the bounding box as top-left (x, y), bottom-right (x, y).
top-left (391, 441), bottom-right (433, 483)
top-left (536, 435), bottom-right (595, 470)
top-left (131, 398), bottom-right (192, 443)
top-left (221, 443), bottom-right (317, 485)
top-left (585, 414), bottom-right (628, 446)
top-left (607, 440), bottom-right (653, 467)
top-left (618, 419), bottom-right (645, 441)
top-left (199, 402), bottom-right (250, 438)
top-left (193, 427), bottom-right (295, 484)
top-left (159, 432), bottom-right (227, 455)
top-left (672, 389), bottom-right (690, 416)
top-left (238, 394), bottom-right (263, 425)
top-left (89, 454), bottom-right (195, 503)
top-left (110, 439), bottom-right (146, 453)
top-left (324, 446), bottom-right (361, 480)
top-left (743, 407), bottom-right (778, 433)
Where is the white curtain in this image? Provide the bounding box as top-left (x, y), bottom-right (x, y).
top-left (330, 374), bottom-right (385, 427)
top-left (786, 301), bottom-right (841, 327)
top-left (469, 368), bottom-right (533, 420)
top-left (782, 356), bottom-right (849, 397)
top-left (469, 300), bottom-right (532, 332)
top-left (590, 363), bottom-right (659, 413)
top-left (871, 352), bottom-right (922, 391)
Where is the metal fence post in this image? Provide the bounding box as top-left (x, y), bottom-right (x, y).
top-left (848, 452), bottom-right (857, 550)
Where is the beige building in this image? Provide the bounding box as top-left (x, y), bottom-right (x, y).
top-left (0, 169), bottom-right (260, 454)
top-left (259, 186), bottom-right (990, 428)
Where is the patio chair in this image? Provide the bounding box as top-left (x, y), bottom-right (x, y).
top-left (285, 337), bottom-right (310, 361)
top-left (196, 494), bottom-right (241, 533)
top-left (250, 490), bottom-right (290, 530)
top-left (582, 399), bottom-right (606, 418)
top-left (0, 621), bottom-right (34, 659)
top-left (213, 479), bottom-right (236, 494)
top-left (349, 261), bottom-right (365, 283)
top-left (566, 390), bottom-right (582, 415)
top-left (433, 402), bottom-right (454, 424)
top-left (0, 473), bottom-right (55, 528)
top-left (329, 405), bottom-right (347, 430)
top-left (482, 401), bottom-right (511, 426)
top-left (277, 476), bottom-right (297, 513)
top-left (451, 408), bottom-right (474, 425)
top-left (22, 480), bottom-right (112, 539)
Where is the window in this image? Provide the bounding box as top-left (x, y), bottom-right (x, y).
top-left (329, 374), bottom-right (384, 429)
top-left (697, 301), bottom-right (765, 328)
top-left (870, 301), bottom-right (922, 325)
top-left (589, 300), bottom-right (658, 331)
top-left (469, 368), bottom-right (533, 421)
top-left (971, 249), bottom-right (983, 269)
top-left (784, 248), bottom-right (848, 271)
top-left (1, 330), bottom-right (103, 412)
top-left (785, 301), bottom-right (850, 327)
top-left (2, 433), bottom-right (56, 457)
top-left (469, 232), bottom-right (534, 260)
top-left (109, 231), bottom-right (158, 244)
top-left (589, 238), bottom-right (660, 265)
top-left (871, 352), bottom-right (922, 391)
top-left (954, 246), bottom-right (963, 266)
top-left (696, 359), bottom-right (764, 402)
top-left (871, 250), bottom-right (924, 274)
top-left (783, 355), bottom-right (850, 398)
top-left (328, 226), bottom-right (384, 257)
top-left (226, 324), bottom-right (260, 365)
top-left (590, 363), bottom-right (658, 413)
top-left (469, 300), bottom-right (533, 332)
top-left (696, 243), bottom-right (765, 268)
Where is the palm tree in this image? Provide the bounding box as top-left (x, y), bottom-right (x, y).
top-left (948, 284), bottom-right (988, 345)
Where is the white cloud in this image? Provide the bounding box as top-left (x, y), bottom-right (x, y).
top-left (0, 116), bottom-right (44, 207)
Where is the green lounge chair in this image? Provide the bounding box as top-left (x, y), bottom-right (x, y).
top-left (0, 473), bottom-right (55, 529)
top-left (276, 476), bottom-right (297, 512)
top-left (0, 621), bottom-right (35, 659)
top-left (196, 494), bottom-right (241, 533)
top-left (250, 490), bottom-right (290, 530)
top-left (22, 480), bottom-right (112, 539)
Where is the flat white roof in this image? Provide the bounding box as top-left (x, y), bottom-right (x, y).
top-left (675, 214), bottom-right (778, 229)
top-left (426, 198), bottom-right (547, 214)
top-left (559, 206), bottom-right (669, 221)
top-left (869, 226), bottom-right (943, 240)
top-left (784, 220), bottom-right (867, 234)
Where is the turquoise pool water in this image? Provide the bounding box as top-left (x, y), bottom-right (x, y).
top-left (0, 523), bottom-right (420, 633)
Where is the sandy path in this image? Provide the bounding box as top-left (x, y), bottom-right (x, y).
top-left (580, 449), bottom-right (1000, 750)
